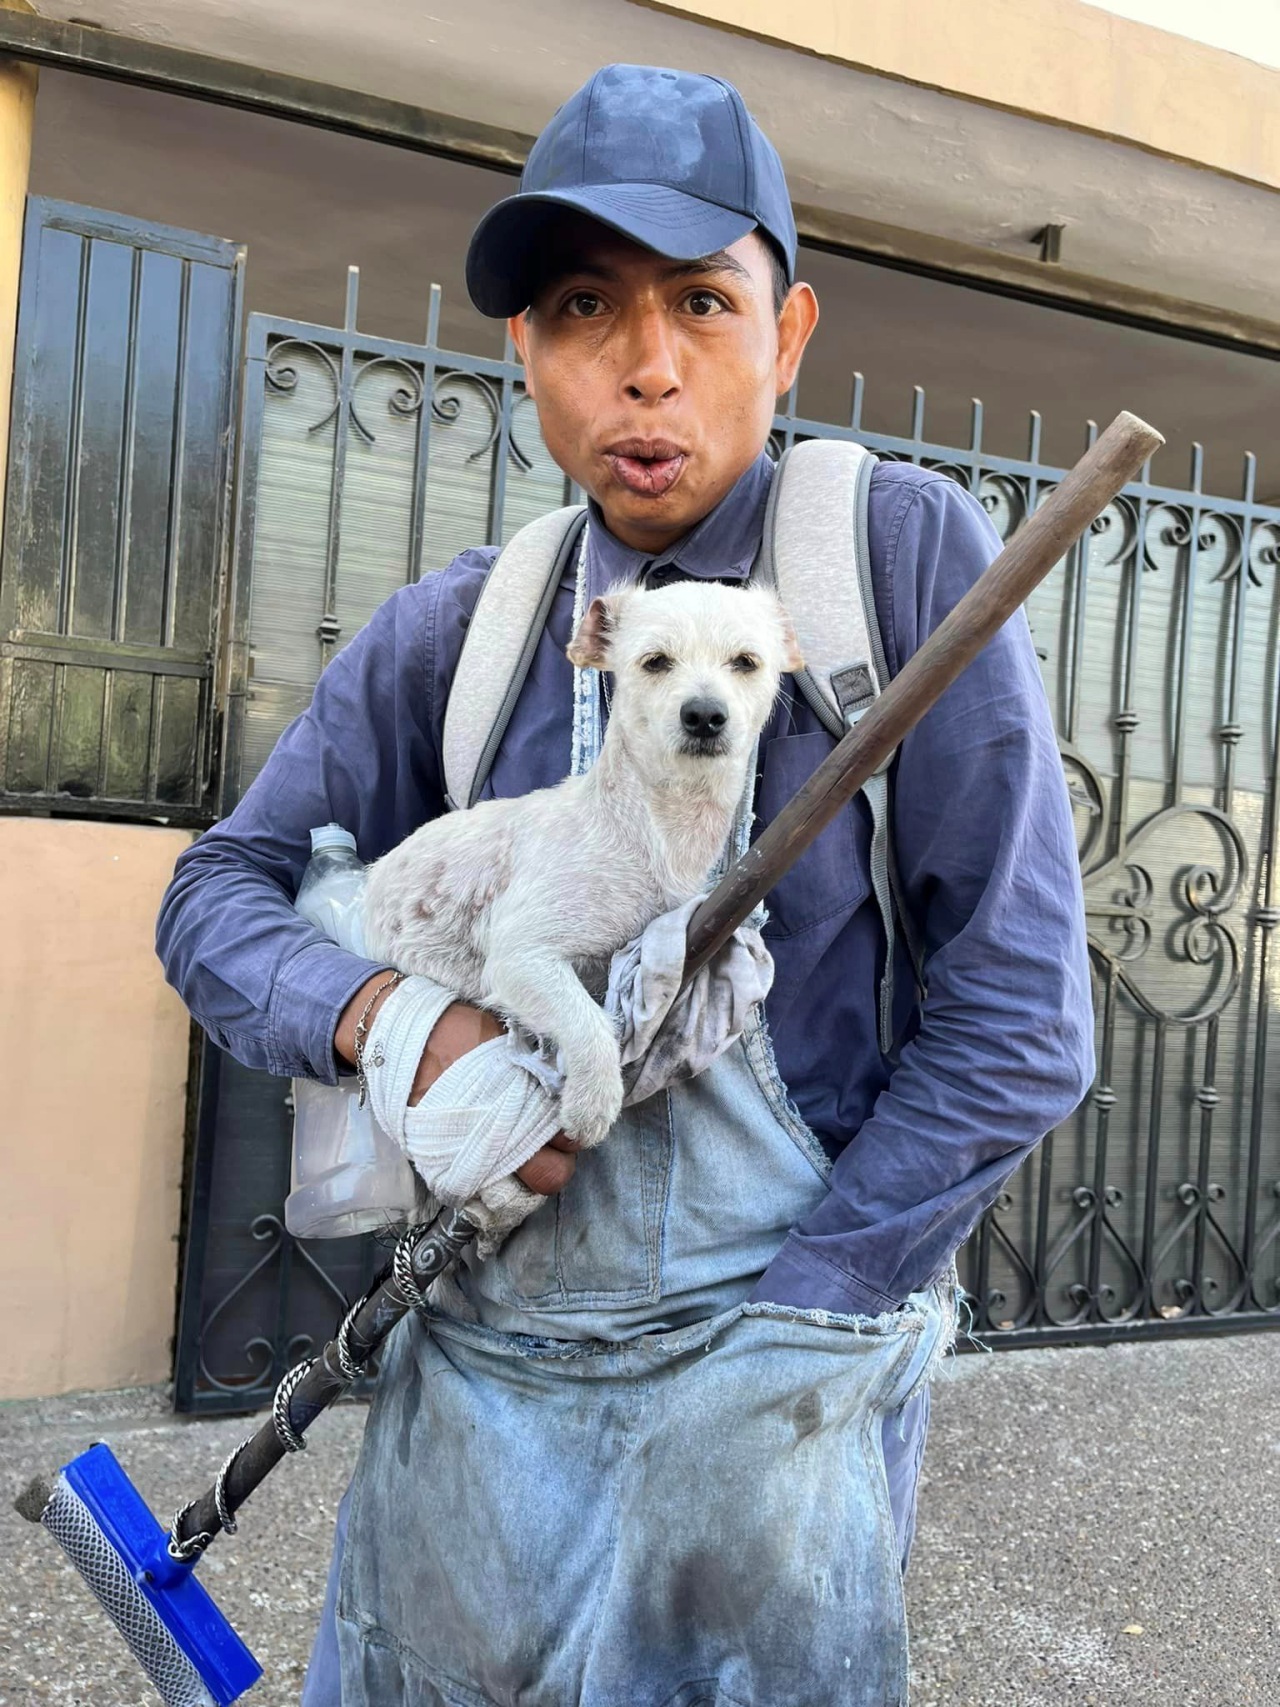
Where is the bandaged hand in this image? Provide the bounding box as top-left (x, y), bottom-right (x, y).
top-left (344, 899), bottom-right (772, 1260)
top-left (360, 975), bottom-right (569, 1254)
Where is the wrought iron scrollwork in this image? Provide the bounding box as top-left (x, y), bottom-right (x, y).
top-left (265, 339), bottom-right (428, 444)
top-left (265, 337), bottom-right (342, 435)
top-left (196, 1213), bottom-right (356, 1396)
top-left (1082, 802), bottom-right (1246, 1025)
top-left (349, 355), bottom-right (424, 444)
top-left (976, 472), bottom-right (1027, 543)
top-left (1085, 494), bottom-right (1138, 572)
top-left (1247, 520), bottom-right (1280, 586)
top-left (429, 369), bottom-right (538, 471)
top-left (1152, 1179), bottom-right (1249, 1318)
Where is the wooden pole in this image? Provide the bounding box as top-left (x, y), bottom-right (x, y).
top-left (683, 409), bottom-right (1163, 978)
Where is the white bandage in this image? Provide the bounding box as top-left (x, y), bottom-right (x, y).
top-left (362, 976), bottom-right (555, 1251)
top-left (360, 974), bottom-right (456, 1141)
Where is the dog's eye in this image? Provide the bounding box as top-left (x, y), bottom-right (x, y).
top-left (730, 653), bottom-right (760, 674)
top-left (641, 653), bottom-right (673, 674)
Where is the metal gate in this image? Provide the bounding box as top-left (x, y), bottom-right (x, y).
top-left (174, 270), bottom-right (1280, 1411)
top-left (0, 198), bottom-right (243, 822)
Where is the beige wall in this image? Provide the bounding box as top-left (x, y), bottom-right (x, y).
top-left (0, 818), bottom-right (192, 1398)
top-left (643, 0), bottom-right (1280, 191)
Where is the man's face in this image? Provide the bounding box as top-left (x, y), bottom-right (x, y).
top-left (509, 219), bottom-right (818, 553)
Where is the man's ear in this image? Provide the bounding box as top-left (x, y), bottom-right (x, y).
top-left (775, 281), bottom-right (819, 399)
top-left (567, 592), bottom-right (627, 670)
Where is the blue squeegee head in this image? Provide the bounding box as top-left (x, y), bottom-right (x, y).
top-left (39, 1443), bottom-right (262, 1706)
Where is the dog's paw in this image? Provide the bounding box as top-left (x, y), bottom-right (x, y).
top-left (559, 1060), bottom-right (624, 1148)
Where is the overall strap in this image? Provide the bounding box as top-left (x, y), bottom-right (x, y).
top-left (442, 506), bottom-right (587, 809)
top-left (757, 439), bottom-right (925, 1051)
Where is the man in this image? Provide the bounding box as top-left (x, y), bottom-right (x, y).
top-left (158, 64), bottom-right (1093, 1705)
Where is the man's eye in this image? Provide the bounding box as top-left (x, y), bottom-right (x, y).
top-left (685, 291), bottom-right (726, 317)
top-left (566, 292), bottom-right (604, 317)
top-left (642, 653), bottom-right (673, 674)
top-left (730, 653), bottom-right (760, 673)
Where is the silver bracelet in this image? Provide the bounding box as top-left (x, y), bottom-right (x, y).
top-left (353, 970), bottom-right (405, 1107)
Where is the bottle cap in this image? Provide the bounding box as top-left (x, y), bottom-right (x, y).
top-left (309, 823), bottom-right (358, 855)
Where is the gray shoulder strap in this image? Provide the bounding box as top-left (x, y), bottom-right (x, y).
top-left (442, 505), bottom-right (586, 810)
top-left (759, 438), bottom-right (924, 1051)
top-left (757, 437), bottom-right (885, 737)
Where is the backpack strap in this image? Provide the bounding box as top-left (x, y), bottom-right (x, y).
top-left (757, 439), bottom-right (925, 1052)
top-left (442, 505), bottom-right (587, 810)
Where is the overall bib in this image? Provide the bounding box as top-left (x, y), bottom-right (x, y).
top-left (332, 651), bottom-right (954, 1706)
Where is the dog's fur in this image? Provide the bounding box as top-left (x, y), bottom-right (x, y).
top-left (363, 580), bottom-right (802, 1145)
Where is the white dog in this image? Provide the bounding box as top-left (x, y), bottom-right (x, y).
top-left (363, 579), bottom-right (801, 1146)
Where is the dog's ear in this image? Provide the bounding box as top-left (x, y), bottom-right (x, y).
top-left (567, 592), bottom-right (627, 670)
top-left (777, 606), bottom-right (804, 673)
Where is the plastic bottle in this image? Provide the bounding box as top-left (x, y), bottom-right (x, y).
top-left (284, 824), bottom-right (424, 1239)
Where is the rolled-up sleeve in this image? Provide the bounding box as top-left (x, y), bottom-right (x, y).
top-left (157, 561), bottom-right (467, 1083)
top-left (755, 475), bottom-right (1096, 1315)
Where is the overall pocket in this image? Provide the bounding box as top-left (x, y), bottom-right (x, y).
top-left (741, 1288), bottom-right (951, 1416)
top-left (477, 1088), bottom-right (674, 1309)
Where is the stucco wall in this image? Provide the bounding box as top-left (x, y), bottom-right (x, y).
top-left (0, 817), bottom-right (192, 1398)
top-left (645, 0), bottom-right (1280, 191)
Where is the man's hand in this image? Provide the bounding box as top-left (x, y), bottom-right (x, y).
top-left (335, 975), bottom-right (579, 1195)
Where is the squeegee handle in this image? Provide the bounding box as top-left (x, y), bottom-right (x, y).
top-left (173, 1209), bottom-right (478, 1551)
top-left (174, 409), bottom-right (1160, 1553)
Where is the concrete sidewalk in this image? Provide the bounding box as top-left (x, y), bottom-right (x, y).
top-left (1, 1333), bottom-right (1275, 1705)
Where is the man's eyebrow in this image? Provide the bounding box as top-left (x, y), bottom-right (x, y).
top-left (658, 252), bottom-right (754, 287)
top-left (533, 250), bottom-right (754, 299)
top-left (542, 250), bottom-right (750, 288)
top-left (542, 259), bottom-right (623, 286)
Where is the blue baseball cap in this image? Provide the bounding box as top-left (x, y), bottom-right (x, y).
top-left (466, 64), bottom-right (797, 318)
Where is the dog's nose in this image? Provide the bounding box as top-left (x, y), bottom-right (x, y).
top-left (680, 697), bottom-right (728, 738)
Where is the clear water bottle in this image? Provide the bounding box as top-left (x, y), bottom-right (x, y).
top-left (284, 824), bottom-right (425, 1239)
top-left (294, 822), bottom-right (370, 955)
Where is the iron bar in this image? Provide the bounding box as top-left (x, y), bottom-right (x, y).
top-left (405, 285), bottom-right (442, 586)
top-left (1085, 966), bottom-right (1119, 1325)
top-left (1141, 1019), bottom-right (1168, 1316)
top-left (1168, 451), bottom-right (1204, 806)
top-left (111, 247), bottom-right (142, 647)
top-left (57, 237), bottom-right (91, 641)
top-left (1190, 1022), bottom-right (1217, 1311)
top-left (1241, 595), bottom-right (1280, 1303)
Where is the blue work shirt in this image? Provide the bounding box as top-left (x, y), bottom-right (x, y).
top-left (157, 451), bottom-right (1094, 1317)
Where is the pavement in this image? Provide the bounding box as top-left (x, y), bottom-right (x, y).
top-left (0, 1331), bottom-right (1275, 1706)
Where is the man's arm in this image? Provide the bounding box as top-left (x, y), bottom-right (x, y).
top-left (157, 571), bottom-right (444, 1080)
top-left (753, 474), bottom-right (1096, 1315)
top-left (158, 543), bottom-right (580, 1196)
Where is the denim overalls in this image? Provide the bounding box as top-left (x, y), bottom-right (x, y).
top-left (323, 652), bottom-right (954, 1707)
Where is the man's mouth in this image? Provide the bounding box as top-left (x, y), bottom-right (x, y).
top-left (602, 439), bottom-right (688, 497)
